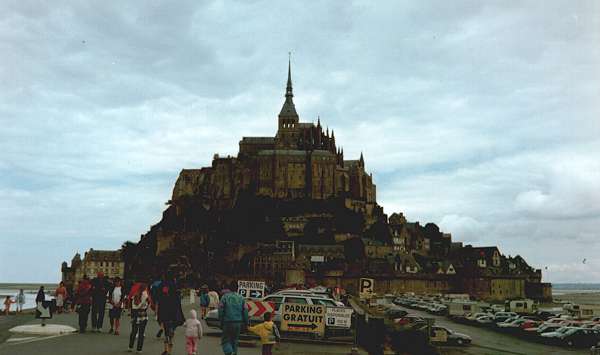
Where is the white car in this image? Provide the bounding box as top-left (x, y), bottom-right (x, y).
top-left (466, 312), bottom-right (492, 322)
top-left (272, 291), bottom-right (344, 307)
top-left (476, 315), bottom-right (495, 325)
top-left (205, 293), bottom-right (345, 328)
top-left (540, 326), bottom-right (579, 339)
top-left (497, 318), bottom-right (526, 329)
top-left (490, 304), bottom-right (505, 313)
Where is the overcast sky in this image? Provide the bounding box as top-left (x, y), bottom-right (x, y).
top-left (1, 1), bottom-right (599, 283)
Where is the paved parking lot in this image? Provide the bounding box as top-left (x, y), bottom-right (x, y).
top-left (397, 306), bottom-right (589, 355)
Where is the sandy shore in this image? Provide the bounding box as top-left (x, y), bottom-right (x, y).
top-left (552, 292), bottom-right (600, 305)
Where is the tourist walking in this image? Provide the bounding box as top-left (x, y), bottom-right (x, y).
top-left (90, 271), bottom-right (110, 332)
top-left (35, 285), bottom-right (45, 304)
top-left (3, 296), bottom-right (15, 315)
top-left (248, 312), bottom-right (280, 355)
top-left (184, 309), bottom-right (203, 355)
top-left (150, 276), bottom-right (164, 338)
top-left (199, 285), bottom-right (210, 319)
top-left (75, 276), bottom-right (92, 333)
top-left (156, 274), bottom-right (184, 355)
top-left (208, 287), bottom-right (220, 313)
top-left (16, 289), bottom-right (25, 314)
top-left (55, 282), bottom-right (68, 313)
top-left (218, 281), bottom-right (248, 355)
top-left (35, 286), bottom-right (51, 326)
top-left (128, 282), bottom-right (149, 352)
top-left (108, 277), bottom-right (124, 335)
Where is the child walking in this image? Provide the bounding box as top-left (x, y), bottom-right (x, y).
top-left (3, 296), bottom-right (15, 315)
top-left (184, 309), bottom-right (203, 355)
top-left (248, 312), bottom-right (280, 355)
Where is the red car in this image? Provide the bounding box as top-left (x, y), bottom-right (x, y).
top-left (520, 320), bottom-right (541, 330)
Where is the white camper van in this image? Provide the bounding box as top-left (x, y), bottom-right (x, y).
top-left (569, 304), bottom-right (600, 320)
top-left (448, 301), bottom-right (481, 318)
top-left (505, 299), bottom-right (536, 314)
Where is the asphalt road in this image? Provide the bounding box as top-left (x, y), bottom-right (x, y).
top-left (0, 304), bottom-right (364, 355)
top-left (397, 306), bottom-right (590, 355)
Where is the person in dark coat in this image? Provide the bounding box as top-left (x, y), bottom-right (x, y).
top-left (75, 276), bottom-right (92, 333)
top-left (34, 286), bottom-right (49, 326)
top-left (90, 271), bottom-right (110, 332)
top-left (156, 274), bottom-right (184, 355)
top-left (150, 275), bottom-right (165, 338)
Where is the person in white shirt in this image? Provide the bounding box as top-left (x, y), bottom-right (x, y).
top-left (108, 278), bottom-right (124, 335)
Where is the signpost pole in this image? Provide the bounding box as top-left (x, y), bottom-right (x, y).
top-left (350, 312), bottom-right (359, 355)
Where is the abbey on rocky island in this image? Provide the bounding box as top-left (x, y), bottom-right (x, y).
top-left (63, 60), bottom-right (551, 303)
top-left (172, 59), bottom-right (376, 222)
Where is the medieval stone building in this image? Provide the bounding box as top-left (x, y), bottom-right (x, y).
top-left (171, 60), bottom-right (376, 221)
top-left (117, 61), bottom-right (550, 302)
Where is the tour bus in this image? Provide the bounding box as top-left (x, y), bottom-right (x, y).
top-left (505, 299), bottom-right (537, 314)
top-left (447, 301), bottom-right (482, 318)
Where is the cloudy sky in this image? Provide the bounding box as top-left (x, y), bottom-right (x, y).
top-left (1, 1), bottom-right (599, 283)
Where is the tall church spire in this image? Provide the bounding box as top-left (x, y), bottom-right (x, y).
top-left (286, 52), bottom-right (293, 98)
top-left (279, 52), bottom-right (298, 118)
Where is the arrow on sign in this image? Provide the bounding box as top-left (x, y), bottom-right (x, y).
top-left (247, 301), bottom-right (275, 317)
top-left (250, 289), bottom-right (263, 298)
top-left (288, 323), bottom-right (318, 330)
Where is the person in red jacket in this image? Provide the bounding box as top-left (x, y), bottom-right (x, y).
top-left (75, 275), bottom-right (92, 333)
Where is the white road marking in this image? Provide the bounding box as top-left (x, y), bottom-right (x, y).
top-left (6, 337), bottom-right (38, 342)
top-left (6, 333), bottom-right (70, 346)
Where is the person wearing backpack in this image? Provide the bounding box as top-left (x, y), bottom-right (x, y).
top-left (248, 312), bottom-right (280, 355)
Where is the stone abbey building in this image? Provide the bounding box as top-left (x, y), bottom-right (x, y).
top-left (103, 61), bottom-right (551, 303)
top-left (173, 60), bottom-right (376, 219)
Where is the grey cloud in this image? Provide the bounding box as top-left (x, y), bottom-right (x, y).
top-left (1, 1), bottom-right (599, 282)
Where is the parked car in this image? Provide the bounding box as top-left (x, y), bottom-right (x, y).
top-left (494, 312), bottom-right (518, 323)
top-left (429, 304), bottom-right (447, 315)
top-left (385, 306), bottom-right (409, 319)
top-left (497, 318), bottom-right (527, 330)
top-left (535, 311), bottom-right (559, 320)
top-left (272, 290), bottom-right (345, 307)
top-left (466, 312), bottom-right (492, 322)
top-left (519, 320), bottom-right (541, 330)
top-left (394, 315), bottom-right (426, 330)
top-left (490, 304), bottom-right (506, 313)
top-left (204, 293), bottom-right (344, 328)
top-left (545, 318), bottom-right (574, 327)
top-left (559, 328), bottom-right (600, 347)
top-left (496, 316), bottom-right (518, 327)
top-left (540, 326), bottom-right (580, 343)
top-left (476, 315), bottom-right (495, 325)
top-left (430, 326), bottom-right (472, 346)
top-left (522, 323), bottom-right (562, 335)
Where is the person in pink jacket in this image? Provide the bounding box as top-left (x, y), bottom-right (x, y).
top-left (184, 309), bottom-right (203, 355)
